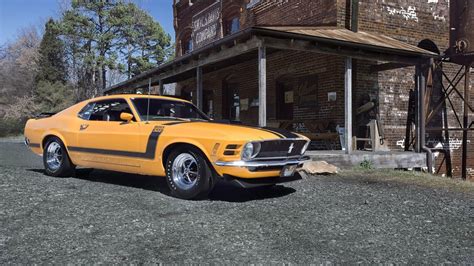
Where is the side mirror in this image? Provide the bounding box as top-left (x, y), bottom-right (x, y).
top-left (120, 112), bottom-right (134, 122)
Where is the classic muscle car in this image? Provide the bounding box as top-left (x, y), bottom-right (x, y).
top-left (24, 95), bottom-right (310, 199)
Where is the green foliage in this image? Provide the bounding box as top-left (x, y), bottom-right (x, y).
top-left (59, 0), bottom-right (172, 94)
top-left (36, 19), bottom-right (67, 84)
top-left (0, 117), bottom-right (25, 137)
top-left (1, 95), bottom-right (40, 137)
top-left (359, 159), bottom-right (374, 170)
top-left (35, 81), bottom-right (75, 113)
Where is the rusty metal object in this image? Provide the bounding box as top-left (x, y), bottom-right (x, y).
top-left (449, 0), bottom-right (474, 57)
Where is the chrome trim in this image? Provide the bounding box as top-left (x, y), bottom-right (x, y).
top-left (250, 155), bottom-right (302, 161)
top-left (215, 156), bottom-right (310, 167)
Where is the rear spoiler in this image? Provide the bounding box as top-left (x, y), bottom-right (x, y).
top-left (35, 112), bottom-right (56, 119)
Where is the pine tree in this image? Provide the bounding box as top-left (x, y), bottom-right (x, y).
top-left (36, 19), bottom-right (67, 84)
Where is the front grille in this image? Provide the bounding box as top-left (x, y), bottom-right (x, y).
top-left (255, 140), bottom-right (306, 158)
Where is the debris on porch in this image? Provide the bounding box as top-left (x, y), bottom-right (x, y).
top-left (299, 161), bottom-right (338, 175)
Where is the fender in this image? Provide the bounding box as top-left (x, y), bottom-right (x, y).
top-left (161, 138), bottom-right (220, 175)
top-left (41, 130), bottom-right (69, 150)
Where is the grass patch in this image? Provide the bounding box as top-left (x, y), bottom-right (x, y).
top-left (337, 169), bottom-right (474, 194)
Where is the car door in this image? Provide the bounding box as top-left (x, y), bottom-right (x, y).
top-left (75, 98), bottom-right (142, 170)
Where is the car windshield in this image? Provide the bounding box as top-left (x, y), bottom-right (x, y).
top-left (131, 98), bottom-right (210, 121)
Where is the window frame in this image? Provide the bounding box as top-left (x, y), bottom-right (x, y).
top-left (130, 97), bottom-right (210, 122)
top-left (77, 98), bottom-right (136, 122)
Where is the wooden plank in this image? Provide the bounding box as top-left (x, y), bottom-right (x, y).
top-left (345, 57), bottom-right (353, 154)
top-left (258, 46), bottom-right (267, 127)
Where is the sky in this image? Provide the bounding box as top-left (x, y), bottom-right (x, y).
top-left (0, 0), bottom-right (175, 45)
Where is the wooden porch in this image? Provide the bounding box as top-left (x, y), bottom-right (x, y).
top-left (306, 150), bottom-right (427, 169)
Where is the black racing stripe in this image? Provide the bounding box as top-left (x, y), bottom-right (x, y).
top-left (263, 127), bottom-right (299, 138)
top-left (207, 120), bottom-right (284, 139)
top-left (68, 127), bottom-right (163, 159)
top-left (163, 121), bottom-right (191, 126)
top-left (29, 143), bottom-right (41, 148)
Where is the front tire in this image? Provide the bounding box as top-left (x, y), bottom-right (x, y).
top-left (165, 148), bottom-right (213, 200)
top-left (43, 137), bottom-right (75, 177)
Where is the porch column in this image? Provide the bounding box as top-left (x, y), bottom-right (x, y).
top-left (344, 57), bottom-right (353, 154)
top-left (159, 79), bottom-right (164, 95)
top-left (196, 66), bottom-right (203, 109)
top-left (258, 46), bottom-right (267, 127)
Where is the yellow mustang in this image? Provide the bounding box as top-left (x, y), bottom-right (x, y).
top-left (24, 95), bottom-right (310, 199)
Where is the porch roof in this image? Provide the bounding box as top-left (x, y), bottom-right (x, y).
top-left (105, 26), bottom-right (437, 94)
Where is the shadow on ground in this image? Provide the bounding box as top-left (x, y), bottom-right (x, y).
top-left (27, 168), bottom-right (296, 202)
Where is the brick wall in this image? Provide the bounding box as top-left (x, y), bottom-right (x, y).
top-left (172, 0), bottom-right (472, 178)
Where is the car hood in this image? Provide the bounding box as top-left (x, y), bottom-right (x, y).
top-left (158, 120), bottom-right (302, 141)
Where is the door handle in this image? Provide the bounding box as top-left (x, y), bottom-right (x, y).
top-left (80, 124), bottom-right (89, 131)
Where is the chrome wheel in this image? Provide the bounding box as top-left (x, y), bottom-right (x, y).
top-left (46, 141), bottom-right (63, 171)
top-left (172, 153), bottom-right (198, 190)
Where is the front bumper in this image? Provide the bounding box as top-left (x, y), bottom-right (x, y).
top-left (215, 156), bottom-right (310, 168)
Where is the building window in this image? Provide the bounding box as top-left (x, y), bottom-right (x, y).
top-left (225, 17), bottom-right (240, 35)
top-left (182, 36), bottom-right (192, 55)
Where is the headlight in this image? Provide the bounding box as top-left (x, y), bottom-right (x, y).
top-left (301, 141), bottom-right (310, 155)
top-left (241, 142), bottom-right (261, 161)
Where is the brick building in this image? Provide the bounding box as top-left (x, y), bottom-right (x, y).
top-left (107, 0), bottom-right (472, 179)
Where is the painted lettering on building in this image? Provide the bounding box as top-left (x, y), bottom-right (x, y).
top-left (192, 1), bottom-right (221, 49)
top-left (385, 5), bottom-right (419, 22)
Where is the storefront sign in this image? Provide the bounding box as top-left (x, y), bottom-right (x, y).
top-left (192, 1), bottom-right (221, 49)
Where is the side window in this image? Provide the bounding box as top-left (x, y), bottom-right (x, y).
top-left (80, 99), bottom-right (133, 122)
top-left (78, 103), bottom-right (95, 120)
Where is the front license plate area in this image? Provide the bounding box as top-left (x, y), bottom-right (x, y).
top-left (280, 164), bottom-right (298, 177)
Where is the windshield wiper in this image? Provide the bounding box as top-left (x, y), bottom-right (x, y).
top-left (153, 116), bottom-right (189, 121)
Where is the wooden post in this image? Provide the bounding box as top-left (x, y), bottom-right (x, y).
top-left (159, 79), bottom-right (164, 95)
top-left (462, 63), bottom-right (471, 180)
top-left (258, 46), bottom-right (267, 127)
top-left (415, 64), bottom-right (421, 153)
top-left (345, 57), bottom-right (353, 154)
top-left (196, 66), bottom-right (203, 110)
top-left (419, 64), bottom-right (427, 152)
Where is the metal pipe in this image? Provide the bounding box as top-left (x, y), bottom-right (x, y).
top-left (462, 62), bottom-right (471, 179)
top-left (351, 0), bottom-right (359, 32)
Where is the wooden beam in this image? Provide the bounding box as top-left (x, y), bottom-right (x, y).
top-left (369, 62), bottom-right (412, 72)
top-left (258, 46), bottom-right (267, 127)
top-left (344, 57), bottom-right (353, 154)
top-left (196, 66), bottom-right (203, 109)
top-left (127, 37), bottom-right (262, 89)
top-left (261, 37), bottom-right (422, 64)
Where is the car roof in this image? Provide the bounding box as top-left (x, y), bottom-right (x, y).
top-left (88, 94), bottom-right (192, 104)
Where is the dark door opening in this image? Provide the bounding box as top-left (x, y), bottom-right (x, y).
top-left (222, 82), bottom-right (240, 121)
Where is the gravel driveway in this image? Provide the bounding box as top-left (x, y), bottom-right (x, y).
top-left (0, 141), bottom-right (473, 264)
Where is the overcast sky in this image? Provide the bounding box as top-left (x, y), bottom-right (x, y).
top-left (0, 0), bottom-right (175, 45)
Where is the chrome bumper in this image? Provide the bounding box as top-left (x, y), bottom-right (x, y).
top-left (215, 156), bottom-right (310, 168)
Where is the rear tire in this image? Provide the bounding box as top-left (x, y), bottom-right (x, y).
top-left (43, 137), bottom-right (75, 177)
top-left (165, 147), bottom-right (214, 200)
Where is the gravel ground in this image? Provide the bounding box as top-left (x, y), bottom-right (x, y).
top-left (0, 141), bottom-right (473, 264)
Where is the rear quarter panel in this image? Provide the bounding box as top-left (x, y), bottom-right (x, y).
top-left (24, 103), bottom-right (85, 163)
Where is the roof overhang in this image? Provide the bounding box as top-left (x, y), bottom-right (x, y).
top-left (105, 26), bottom-right (438, 94)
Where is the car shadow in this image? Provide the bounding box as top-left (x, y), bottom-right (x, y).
top-left (27, 168), bottom-right (296, 202)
